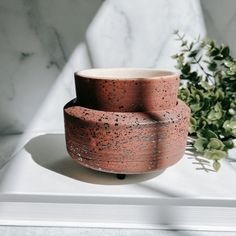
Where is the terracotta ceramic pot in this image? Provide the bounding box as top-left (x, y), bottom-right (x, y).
top-left (64, 68), bottom-right (190, 174)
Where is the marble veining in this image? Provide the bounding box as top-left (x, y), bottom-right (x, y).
top-left (0, 0), bottom-right (102, 134)
top-left (87, 0), bottom-right (206, 68)
top-left (111, 3), bottom-right (133, 67)
top-left (25, 0), bottom-right (68, 69)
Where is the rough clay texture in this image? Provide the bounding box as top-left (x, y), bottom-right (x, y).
top-left (74, 73), bottom-right (179, 112)
top-left (64, 100), bottom-right (190, 174)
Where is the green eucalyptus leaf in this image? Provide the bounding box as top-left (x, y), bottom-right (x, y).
top-left (189, 42), bottom-right (194, 50)
top-left (182, 63), bottom-right (191, 74)
top-left (223, 140), bottom-right (234, 149)
top-left (189, 71), bottom-right (198, 80)
top-left (179, 88), bottom-right (190, 101)
top-left (226, 70), bottom-right (235, 76)
top-left (230, 121), bottom-right (236, 129)
top-left (208, 110), bottom-right (222, 121)
top-left (181, 40), bottom-right (188, 47)
top-left (207, 138), bottom-right (224, 150)
top-left (232, 116), bottom-right (236, 121)
top-left (213, 161), bottom-right (221, 171)
top-left (208, 61), bottom-right (217, 71)
top-left (228, 108), bottom-right (235, 115)
top-left (194, 138), bottom-right (207, 152)
top-left (214, 55), bottom-right (224, 61)
top-left (214, 103), bottom-right (222, 111)
top-left (224, 61), bottom-right (234, 68)
top-left (230, 101), bottom-right (236, 109)
top-left (197, 129), bottom-right (218, 139)
top-left (188, 50), bottom-right (199, 58)
top-left (215, 89), bottom-right (224, 100)
top-left (232, 129), bottom-right (236, 137)
top-left (229, 76), bottom-right (236, 81)
top-left (190, 103), bottom-right (202, 113)
top-left (230, 64), bottom-right (236, 73)
top-left (207, 103), bottom-right (223, 121)
top-left (223, 120), bottom-right (236, 137)
top-left (198, 117), bottom-right (208, 128)
top-left (171, 54), bottom-right (179, 59)
top-left (195, 94), bottom-right (201, 102)
top-left (204, 149), bottom-right (227, 160)
top-left (173, 29), bottom-right (179, 35)
top-left (209, 47), bottom-right (220, 57)
top-left (221, 46), bottom-right (230, 57)
top-left (189, 117), bottom-right (197, 134)
top-left (209, 40), bottom-right (216, 48)
top-left (223, 120), bottom-right (230, 130)
top-left (199, 80), bottom-right (211, 90)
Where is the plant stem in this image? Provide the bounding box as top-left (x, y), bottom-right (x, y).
top-left (176, 32), bottom-right (215, 84)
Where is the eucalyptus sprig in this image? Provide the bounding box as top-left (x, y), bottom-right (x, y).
top-left (173, 30), bottom-right (236, 171)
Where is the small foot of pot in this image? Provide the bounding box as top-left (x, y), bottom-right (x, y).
top-left (116, 174), bottom-right (126, 180)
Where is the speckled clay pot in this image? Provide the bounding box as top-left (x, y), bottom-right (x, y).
top-left (64, 68), bottom-right (190, 174)
top-left (74, 68), bottom-right (179, 112)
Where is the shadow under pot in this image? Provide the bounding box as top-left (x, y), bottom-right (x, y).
top-left (64, 99), bottom-right (190, 174)
top-left (74, 68), bottom-right (180, 112)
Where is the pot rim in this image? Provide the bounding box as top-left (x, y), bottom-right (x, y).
top-left (75, 68), bottom-right (178, 81)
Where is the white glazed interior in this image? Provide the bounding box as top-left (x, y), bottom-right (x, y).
top-left (77, 68), bottom-right (175, 80)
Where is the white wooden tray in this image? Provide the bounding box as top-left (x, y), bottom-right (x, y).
top-left (0, 133), bottom-right (236, 231)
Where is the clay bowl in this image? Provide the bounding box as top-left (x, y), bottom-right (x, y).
top-left (74, 68), bottom-right (179, 112)
top-left (64, 99), bottom-right (190, 174)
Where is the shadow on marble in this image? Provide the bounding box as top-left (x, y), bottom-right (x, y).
top-left (24, 134), bottom-right (164, 185)
top-left (0, 134), bottom-right (22, 169)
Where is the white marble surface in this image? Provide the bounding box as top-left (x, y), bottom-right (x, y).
top-left (0, 0), bottom-right (103, 134)
top-left (1, 133), bottom-right (236, 231)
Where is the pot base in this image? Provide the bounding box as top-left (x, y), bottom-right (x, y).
top-left (64, 99), bottom-right (190, 174)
